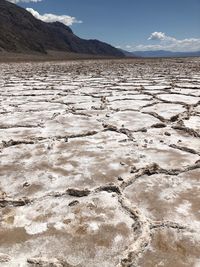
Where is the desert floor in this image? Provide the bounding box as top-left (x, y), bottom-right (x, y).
top-left (0, 58), bottom-right (200, 267)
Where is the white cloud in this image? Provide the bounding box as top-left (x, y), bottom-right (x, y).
top-left (148, 31), bottom-right (176, 42)
top-left (124, 32), bottom-right (200, 52)
top-left (148, 31), bottom-right (166, 41)
top-left (26, 8), bottom-right (82, 26)
top-left (9, 0), bottom-right (42, 3)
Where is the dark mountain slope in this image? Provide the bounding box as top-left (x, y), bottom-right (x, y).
top-left (0, 0), bottom-right (124, 57)
top-left (119, 49), bottom-right (138, 57)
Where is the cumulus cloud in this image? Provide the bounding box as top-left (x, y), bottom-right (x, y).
top-left (26, 8), bottom-right (82, 26)
top-left (148, 31), bottom-right (166, 41)
top-left (124, 32), bottom-right (200, 52)
top-left (148, 31), bottom-right (176, 42)
top-left (9, 0), bottom-right (42, 3)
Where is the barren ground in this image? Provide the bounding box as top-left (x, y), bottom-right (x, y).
top-left (0, 58), bottom-right (200, 267)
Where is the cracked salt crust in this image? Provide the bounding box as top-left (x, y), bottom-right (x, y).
top-left (0, 58), bottom-right (200, 266)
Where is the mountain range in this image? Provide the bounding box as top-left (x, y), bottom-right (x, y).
top-left (130, 50), bottom-right (200, 58)
top-left (0, 0), bottom-right (124, 57)
top-left (0, 0), bottom-right (199, 59)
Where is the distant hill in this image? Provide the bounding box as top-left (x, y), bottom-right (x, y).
top-left (131, 50), bottom-right (200, 58)
top-left (119, 49), bottom-right (138, 58)
top-left (0, 0), bottom-right (124, 57)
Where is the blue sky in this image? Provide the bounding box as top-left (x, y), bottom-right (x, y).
top-left (10, 0), bottom-right (200, 52)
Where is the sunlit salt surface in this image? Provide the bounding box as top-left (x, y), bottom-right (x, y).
top-left (0, 58), bottom-right (200, 267)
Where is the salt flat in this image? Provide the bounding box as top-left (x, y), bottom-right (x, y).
top-left (0, 58), bottom-right (200, 267)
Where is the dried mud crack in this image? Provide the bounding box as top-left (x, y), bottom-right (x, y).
top-left (0, 58), bottom-right (199, 267)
